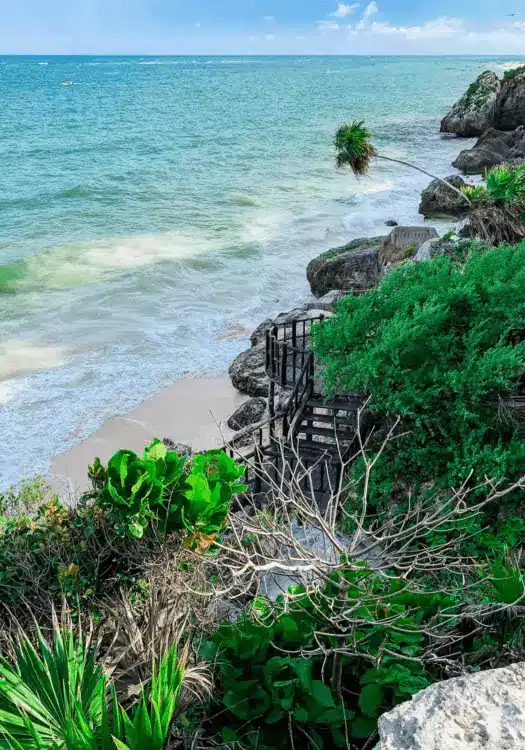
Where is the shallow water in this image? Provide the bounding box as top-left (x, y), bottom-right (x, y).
top-left (1, 55), bottom-right (523, 488)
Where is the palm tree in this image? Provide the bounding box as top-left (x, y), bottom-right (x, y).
top-left (334, 121), bottom-right (471, 206)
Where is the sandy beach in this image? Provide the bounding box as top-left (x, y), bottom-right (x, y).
top-left (50, 375), bottom-right (246, 501)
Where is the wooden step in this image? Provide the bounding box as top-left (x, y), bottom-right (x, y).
top-left (299, 424), bottom-right (355, 439)
top-left (307, 398), bottom-right (361, 412)
top-left (302, 411), bottom-right (356, 426)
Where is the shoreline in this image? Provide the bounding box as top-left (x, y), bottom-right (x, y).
top-left (50, 374), bottom-right (247, 501)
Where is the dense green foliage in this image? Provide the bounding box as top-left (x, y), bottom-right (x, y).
top-left (334, 121), bottom-right (377, 175)
top-left (314, 242), bottom-right (525, 511)
top-left (0, 617), bottom-right (184, 749)
top-left (94, 440), bottom-right (246, 539)
top-left (204, 561), bottom-right (524, 749)
top-left (0, 443), bottom-right (246, 612)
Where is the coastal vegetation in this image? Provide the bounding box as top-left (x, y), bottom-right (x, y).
top-left (2, 69), bottom-right (525, 750)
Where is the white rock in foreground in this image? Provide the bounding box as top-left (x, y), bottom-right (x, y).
top-left (376, 663), bottom-right (525, 750)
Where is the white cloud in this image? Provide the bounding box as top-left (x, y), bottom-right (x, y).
top-left (264, 16), bottom-right (275, 22)
top-left (331, 3), bottom-right (359, 18)
top-left (266, 34), bottom-right (275, 40)
top-left (513, 20), bottom-right (525, 31)
top-left (195, 22), bottom-right (201, 28)
top-left (363, 2), bottom-right (378, 19)
top-left (318, 20), bottom-right (341, 32)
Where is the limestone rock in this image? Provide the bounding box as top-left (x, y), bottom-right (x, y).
top-left (456, 217), bottom-right (472, 238)
top-left (494, 67), bottom-right (525, 131)
top-left (453, 126), bottom-right (525, 175)
top-left (306, 237), bottom-right (384, 297)
top-left (229, 341), bottom-right (268, 397)
top-left (162, 439), bottom-right (192, 456)
top-left (301, 290), bottom-right (347, 312)
top-left (227, 397), bottom-right (267, 431)
top-left (376, 662), bottom-right (525, 750)
top-left (440, 71), bottom-right (501, 137)
top-left (418, 175), bottom-right (470, 218)
top-left (259, 522), bottom-right (352, 600)
top-left (414, 237), bottom-right (471, 263)
top-left (379, 226), bottom-right (439, 266)
top-left (250, 318), bottom-right (273, 347)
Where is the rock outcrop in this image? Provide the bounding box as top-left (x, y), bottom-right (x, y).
top-left (227, 397), bottom-right (267, 431)
top-left (414, 237), bottom-right (471, 262)
top-left (418, 175), bottom-right (470, 218)
top-left (375, 662), bottom-right (525, 750)
top-left (453, 126), bottom-right (525, 175)
top-left (440, 71), bottom-right (501, 137)
top-left (306, 237), bottom-right (383, 297)
top-left (379, 226), bottom-right (439, 266)
top-left (300, 290), bottom-right (347, 312)
top-left (494, 67), bottom-right (525, 131)
top-left (229, 342), bottom-right (268, 397)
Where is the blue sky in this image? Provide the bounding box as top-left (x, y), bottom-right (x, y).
top-left (1, 1), bottom-right (525, 55)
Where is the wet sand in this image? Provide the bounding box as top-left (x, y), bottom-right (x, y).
top-left (50, 375), bottom-right (246, 502)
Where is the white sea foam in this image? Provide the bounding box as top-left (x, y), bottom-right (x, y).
top-left (16, 232), bottom-right (214, 290)
top-left (0, 342), bottom-right (69, 381)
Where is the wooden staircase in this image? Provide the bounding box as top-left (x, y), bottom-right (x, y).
top-left (226, 314), bottom-right (365, 507)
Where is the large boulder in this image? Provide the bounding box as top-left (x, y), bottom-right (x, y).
top-left (440, 71), bottom-right (501, 137)
top-left (418, 175), bottom-right (469, 218)
top-left (376, 662), bottom-right (525, 750)
top-left (379, 226), bottom-right (439, 266)
top-left (306, 237), bottom-right (383, 297)
top-left (453, 126), bottom-right (525, 175)
top-left (229, 341), bottom-right (268, 397)
top-left (227, 397), bottom-right (267, 430)
top-left (494, 66), bottom-right (525, 131)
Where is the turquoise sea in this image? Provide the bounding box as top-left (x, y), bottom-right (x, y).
top-left (1, 55), bottom-right (523, 488)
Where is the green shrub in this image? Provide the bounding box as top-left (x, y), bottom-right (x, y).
top-left (94, 440), bottom-right (246, 540)
top-left (204, 558), bottom-right (523, 749)
top-left (313, 243), bottom-right (525, 511)
top-left (0, 615), bottom-right (185, 749)
top-left (0, 442), bottom-right (246, 618)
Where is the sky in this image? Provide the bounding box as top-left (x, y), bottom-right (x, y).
top-left (1, 0), bottom-right (525, 55)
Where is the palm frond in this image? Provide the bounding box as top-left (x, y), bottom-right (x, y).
top-left (334, 121), bottom-right (377, 176)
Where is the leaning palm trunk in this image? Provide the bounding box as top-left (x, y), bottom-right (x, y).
top-left (333, 121), bottom-right (471, 208)
top-left (469, 202), bottom-right (525, 246)
top-left (376, 155), bottom-right (471, 206)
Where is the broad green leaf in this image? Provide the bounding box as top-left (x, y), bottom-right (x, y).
top-left (359, 683), bottom-right (384, 717)
top-left (309, 680), bottom-right (335, 709)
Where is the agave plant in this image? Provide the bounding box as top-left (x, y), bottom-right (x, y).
top-left (464, 164), bottom-right (525, 245)
top-left (334, 121), bottom-right (470, 206)
top-left (0, 609), bottom-right (187, 750)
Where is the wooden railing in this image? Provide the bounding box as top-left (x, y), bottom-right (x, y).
top-left (224, 312), bottom-right (362, 503)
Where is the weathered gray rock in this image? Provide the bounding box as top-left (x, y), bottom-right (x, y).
top-left (227, 397), bottom-right (267, 431)
top-left (453, 126), bottom-right (525, 175)
top-left (418, 175), bottom-right (470, 218)
top-left (229, 342), bottom-right (268, 397)
top-left (456, 217), bottom-right (472, 238)
top-left (306, 237), bottom-right (383, 297)
top-left (379, 226), bottom-right (439, 266)
top-left (250, 318), bottom-right (273, 347)
top-left (414, 237), bottom-right (471, 263)
top-left (162, 439), bottom-right (192, 456)
top-left (273, 307), bottom-right (332, 329)
top-left (259, 522), bottom-right (352, 600)
top-left (376, 662), bottom-right (525, 750)
top-left (494, 67), bottom-right (525, 131)
top-left (440, 71), bottom-right (501, 137)
top-left (300, 290), bottom-right (347, 312)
